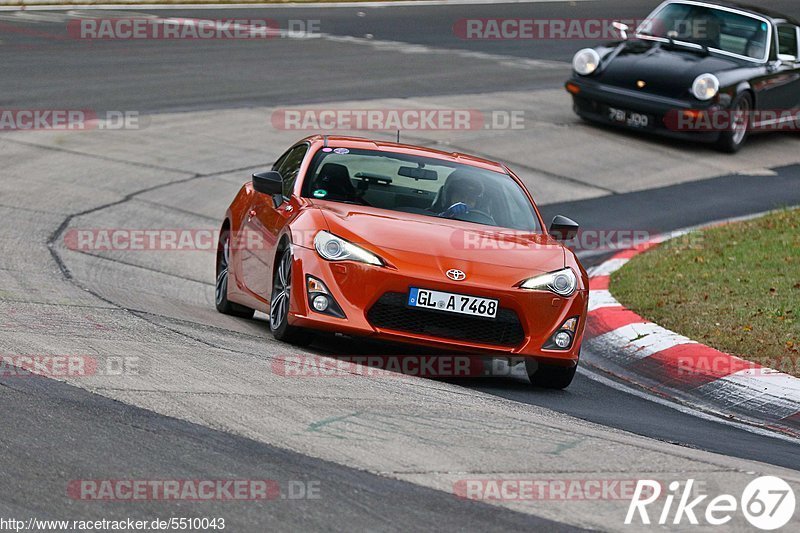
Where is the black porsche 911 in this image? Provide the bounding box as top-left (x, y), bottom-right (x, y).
top-left (565, 0), bottom-right (800, 152)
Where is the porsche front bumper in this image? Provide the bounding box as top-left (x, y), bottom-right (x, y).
top-left (567, 77), bottom-right (723, 143)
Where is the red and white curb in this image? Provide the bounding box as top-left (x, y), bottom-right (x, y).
top-left (585, 234), bottom-right (800, 438)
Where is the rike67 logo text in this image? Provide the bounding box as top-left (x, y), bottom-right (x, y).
top-left (626, 477), bottom-right (795, 530)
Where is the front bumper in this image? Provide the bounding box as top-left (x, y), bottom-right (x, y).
top-left (288, 245), bottom-right (587, 364)
top-left (567, 77), bottom-right (722, 143)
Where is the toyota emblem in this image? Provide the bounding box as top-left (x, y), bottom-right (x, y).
top-left (446, 269), bottom-right (466, 281)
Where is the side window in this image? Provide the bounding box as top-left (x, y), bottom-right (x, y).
top-left (777, 25), bottom-right (799, 58)
top-left (271, 151), bottom-right (289, 172)
top-left (274, 144), bottom-right (308, 197)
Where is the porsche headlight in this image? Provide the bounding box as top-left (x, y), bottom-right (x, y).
top-left (572, 48), bottom-right (601, 76)
top-left (520, 268), bottom-right (577, 297)
top-left (692, 73), bottom-right (719, 101)
top-left (314, 230), bottom-right (383, 266)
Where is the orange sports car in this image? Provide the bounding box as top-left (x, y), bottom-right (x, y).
top-left (216, 135), bottom-right (588, 388)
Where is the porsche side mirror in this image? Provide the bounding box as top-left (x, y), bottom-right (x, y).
top-left (612, 21), bottom-right (629, 40)
top-left (549, 215), bottom-right (579, 242)
top-left (252, 171), bottom-right (283, 196)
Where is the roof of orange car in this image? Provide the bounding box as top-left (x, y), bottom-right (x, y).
top-left (301, 135), bottom-right (508, 174)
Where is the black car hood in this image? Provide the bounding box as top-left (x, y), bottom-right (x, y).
top-left (598, 41), bottom-right (744, 99)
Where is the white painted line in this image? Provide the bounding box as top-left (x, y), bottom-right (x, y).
top-left (592, 322), bottom-right (698, 360)
top-left (0, 10), bottom-right (67, 21)
top-left (0, 0), bottom-right (597, 12)
top-left (694, 376), bottom-right (800, 420)
top-left (6, 10), bottom-right (570, 70)
top-left (587, 289), bottom-right (620, 312)
top-left (589, 257), bottom-right (628, 277)
top-left (577, 365), bottom-right (800, 445)
top-left (319, 33), bottom-right (568, 69)
top-left (715, 370), bottom-right (800, 418)
top-left (618, 322), bottom-right (696, 357)
top-left (153, 16), bottom-right (282, 37)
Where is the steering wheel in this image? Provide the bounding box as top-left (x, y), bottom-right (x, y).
top-left (454, 209), bottom-right (496, 225)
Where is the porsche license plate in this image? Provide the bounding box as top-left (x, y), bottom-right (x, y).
top-left (408, 288), bottom-right (498, 319)
top-left (608, 107), bottom-right (650, 128)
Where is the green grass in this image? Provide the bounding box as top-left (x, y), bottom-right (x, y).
top-left (612, 208), bottom-right (800, 375)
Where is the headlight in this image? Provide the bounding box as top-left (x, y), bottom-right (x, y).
top-left (314, 230), bottom-right (383, 266)
top-left (572, 48), bottom-right (601, 76)
top-left (520, 268), bottom-right (577, 297)
top-left (692, 73), bottom-right (719, 101)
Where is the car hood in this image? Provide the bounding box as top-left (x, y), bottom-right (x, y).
top-left (312, 201), bottom-right (565, 275)
top-left (598, 41), bottom-right (742, 99)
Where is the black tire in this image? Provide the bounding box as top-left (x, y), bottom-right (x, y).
top-left (715, 93), bottom-right (752, 154)
top-left (269, 248), bottom-right (312, 346)
top-left (215, 227), bottom-right (255, 319)
top-left (525, 359), bottom-right (577, 389)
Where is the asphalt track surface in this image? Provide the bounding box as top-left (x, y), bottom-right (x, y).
top-left (1, 0), bottom-right (800, 530)
top-left (1, 0), bottom-right (795, 112)
top-left (0, 372), bottom-right (575, 530)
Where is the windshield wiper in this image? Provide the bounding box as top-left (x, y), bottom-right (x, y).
top-left (659, 32), bottom-right (711, 55)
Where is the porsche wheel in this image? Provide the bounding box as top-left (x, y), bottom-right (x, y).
top-left (716, 93), bottom-right (752, 154)
top-left (215, 228), bottom-right (255, 319)
top-left (526, 359), bottom-right (576, 389)
top-left (269, 248), bottom-right (311, 345)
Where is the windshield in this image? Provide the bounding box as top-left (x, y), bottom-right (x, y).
top-left (638, 2), bottom-right (770, 61)
top-left (302, 148), bottom-right (541, 232)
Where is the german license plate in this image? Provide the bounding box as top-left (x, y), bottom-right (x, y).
top-left (608, 106), bottom-right (650, 128)
top-left (407, 288), bottom-right (498, 319)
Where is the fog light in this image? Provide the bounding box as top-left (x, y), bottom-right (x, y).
top-left (554, 331), bottom-right (572, 349)
top-left (305, 275), bottom-right (346, 318)
top-left (312, 295), bottom-right (329, 312)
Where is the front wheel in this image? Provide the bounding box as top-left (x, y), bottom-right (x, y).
top-left (715, 93), bottom-right (752, 153)
top-left (269, 248), bottom-right (312, 345)
top-left (525, 359), bottom-right (577, 389)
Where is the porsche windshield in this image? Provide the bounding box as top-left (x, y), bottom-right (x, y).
top-left (638, 2), bottom-right (770, 61)
top-left (302, 148), bottom-right (541, 232)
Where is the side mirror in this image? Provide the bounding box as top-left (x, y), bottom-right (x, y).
top-left (778, 53), bottom-right (798, 66)
top-left (549, 215), bottom-right (579, 242)
top-left (612, 21), bottom-right (629, 40)
top-left (252, 171), bottom-right (283, 196)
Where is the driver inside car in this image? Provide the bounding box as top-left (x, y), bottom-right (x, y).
top-left (690, 11), bottom-right (722, 49)
top-left (434, 171), bottom-right (486, 218)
